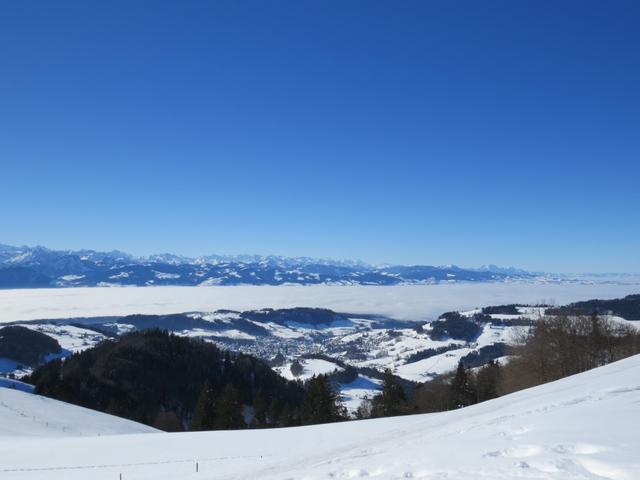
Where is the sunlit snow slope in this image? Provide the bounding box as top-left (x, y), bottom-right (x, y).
top-left (0, 388), bottom-right (158, 438)
top-left (1, 355), bottom-right (639, 479)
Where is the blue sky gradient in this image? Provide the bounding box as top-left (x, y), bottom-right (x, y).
top-left (1, 1), bottom-right (639, 272)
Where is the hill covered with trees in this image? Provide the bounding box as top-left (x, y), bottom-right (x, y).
top-left (0, 326), bottom-right (61, 367)
top-left (547, 294), bottom-right (640, 320)
top-left (28, 330), bottom-right (312, 431)
top-left (367, 313), bottom-right (640, 418)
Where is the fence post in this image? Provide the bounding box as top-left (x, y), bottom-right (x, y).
top-left (196, 461), bottom-right (199, 472)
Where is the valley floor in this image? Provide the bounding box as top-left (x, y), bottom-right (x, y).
top-left (1, 354), bottom-right (639, 479)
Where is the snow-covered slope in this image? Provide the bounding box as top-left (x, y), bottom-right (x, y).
top-left (274, 358), bottom-right (344, 381)
top-left (0, 388), bottom-right (158, 438)
top-left (0, 377), bottom-right (34, 393)
top-left (1, 355), bottom-right (638, 479)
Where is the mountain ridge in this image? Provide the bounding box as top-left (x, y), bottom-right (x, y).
top-left (0, 243), bottom-right (535, 288)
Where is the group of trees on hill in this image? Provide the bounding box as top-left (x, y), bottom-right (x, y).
top-left (23, 311), bottom-right (640, 431)
top-left (316, 312), bottom-right (639, 420)
top-left (189, 382), bottom-right (246, 431)
top-left (410, 359), bottom-right (502, 413)
top-left (28, 330), bottom-right (307, 430)
top-left (355, 359), bottom-right (501, 418)
top-left (546, 294), bottom-right (640, 320)
top-left (190, 372), bottom-right (349, 430)
top-left (27, 329), bottom-right (348, 431)
top-left (429, 312), bottom-right (483, 342)
top-left (358, 313), bottom-right (640, 418)
top-left (0, 326), bottom-right (61, 367)
top-left (499, 314), bottom-right (640, 393)
top-left (354, 369), bottom-right (409, 419)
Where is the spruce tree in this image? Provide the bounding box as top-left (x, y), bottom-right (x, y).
top-left (290, 359), bottom-right (304, 378)
top-left (302, 374), bottom-right (346, 424)
top-left (371, 369), bottom-right (407, 417)
top-left (252, 391), bottom-right (268, 427)
top-left (449, 361), bottom-right (475, 408)
top-left (267, 398), bottom-right (282, 426)
top-left (280, 403), bottom-right (301, 427)
top-left (189, 380), bottom-right (217, 431)
top-left (475, 360), bottom-right (501, 402)
top-left (215, 384), bottom-right (245, 429)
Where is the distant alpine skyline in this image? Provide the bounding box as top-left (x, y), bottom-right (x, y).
top-left (3, 243), bottom-right (639, 276)
top-left (1, 1), bottom-right (639, 273)
top-left (1, 242), bottom-right (534, 272)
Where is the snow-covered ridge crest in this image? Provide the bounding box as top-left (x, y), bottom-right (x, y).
top-left (0, 243), bottom-right (548, 288)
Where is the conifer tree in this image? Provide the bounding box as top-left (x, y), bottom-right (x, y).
top-left (371, 369), bottom-right (407, 417)
top-left (302, 374), bottom-right (346, 424)
top-left (449, 361), bottom-right (475, 408)
top-left (189, 380), bottom-right (217, 431)
top-left (252, 391), bottom-right (268, 427)
top-left (290, 359), bottom-right (304, 377)
top-left (267, 398), bottom-right (282, 426)
top-left (280, 403), bottom-right (301, 427)
top-left (215, 384), bottom-right (245, 429)
top-left (474, 360), bottom-right (501, 402)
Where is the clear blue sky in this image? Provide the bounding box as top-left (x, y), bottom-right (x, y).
top-left (1, 1), bottom-right (639, 272)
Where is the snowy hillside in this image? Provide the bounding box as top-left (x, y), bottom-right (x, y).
top-left (1, 354), bottom-right (638, 479)
top-left (0, 388), bottom-right (158, 437)
top-left (0, 377), bottom-right (33, 393)
top-left (274, 358), bottom-right (344, 381)
top-left (3, 296), bottom-right (638, 415)
top-left (0, 306), bottom-right (532, 392)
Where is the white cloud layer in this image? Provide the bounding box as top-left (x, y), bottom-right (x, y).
top-left (1, 282), bottom-right (639, 323)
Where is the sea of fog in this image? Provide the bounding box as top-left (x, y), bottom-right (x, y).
top-left (1, 282), bottom-right (639, 324)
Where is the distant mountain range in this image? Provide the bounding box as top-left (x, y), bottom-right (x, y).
top-left (0, 244), bottom-right (537, 288)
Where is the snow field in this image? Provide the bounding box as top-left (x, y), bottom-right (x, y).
top-left (0, 388), bottom-right (158, 438)
top-left (0, 354), bottom-right (638, 479)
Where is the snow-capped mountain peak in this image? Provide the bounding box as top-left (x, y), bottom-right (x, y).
top-left (0, 244), bottom-right (537, 288)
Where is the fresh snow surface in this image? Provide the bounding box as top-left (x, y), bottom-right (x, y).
top-left (275, 358), bottom-right (343, 382)
top-left (0, 388), bottom-right (158, 438)
top-left (349, 322), bottom-right (518, 383)
top-left (394, 346), bottom-right (475, 382)
top-left (1, 283), bottom-right (639, 323)
top-left (339, 375), bottom-right (382, 413)
top-left (20, 324), bottom-right (107, 353)
top-left (1, 355), bottom-right (639, 479)
top-left (0, 358), bottom-right (28, 376)
top-left (0, 377), bottom-right (33, 393)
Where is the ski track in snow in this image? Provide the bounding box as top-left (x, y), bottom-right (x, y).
top-left (0, 354), bottom-right (639, 479)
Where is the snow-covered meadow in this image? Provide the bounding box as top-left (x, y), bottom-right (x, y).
top-left (0, 387), bottom-right (157, 438)
top-left (1, 282), bottom-right (639, 323)
top-left (1, 354), bottom-right (638, 479)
